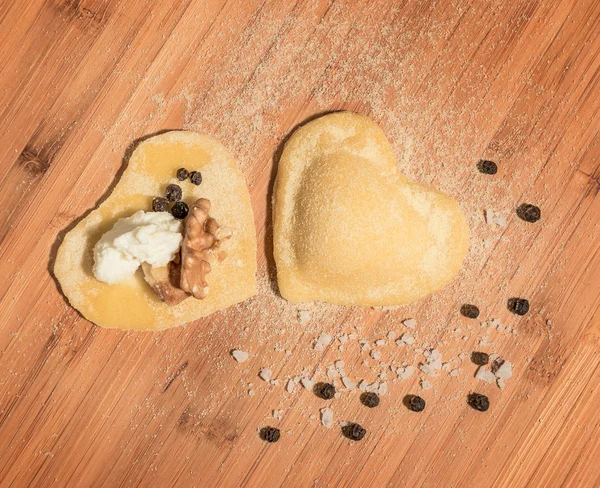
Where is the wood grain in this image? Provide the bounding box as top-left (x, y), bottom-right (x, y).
top-left (1, 0), bottom-right (600, 486)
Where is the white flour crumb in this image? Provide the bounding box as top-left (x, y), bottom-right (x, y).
top-left (320, 408), bottom-right (334, 428)
top-left (231, 350), bottom-right (249, 363)
top-left (475, 367), bottom-right (496, 383)
top-left (485, 209), bottom-right (507, 227)
top-left (483, 318), bottom-right (502, 328)
top-left (342, 377), bottom-right (356, 390)
top-left (259, 368), bottom-right (272, 382)
top-left (397, 365), bottom-right (415, 380)
top-left (314, 333), bottom-right (332, 350)
top-left (419, 364), bottom-right (436, 376)
top-left (403, 318), bottom-right (417, 329)
top-left (419, 349), bottom-right (442, 376)
top-left (493, 358), bottom-right (513, 379)
top-left (402, 333), bottom-right (415, 344)
top-left (298, 310), bottom-right (312, 326)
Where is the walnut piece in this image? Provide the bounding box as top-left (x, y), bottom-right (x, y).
top-left (180, 198), bottom-right (232, 299)
top-left (142, 260), bottom-right (189, 306)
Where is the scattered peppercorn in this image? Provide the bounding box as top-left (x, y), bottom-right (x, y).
top-left (176, 168), bottom-right (189, 181)
top-left (165, 184), bottom-right (183, 202)
top-left (314, 382), bottom-right (336, 400)
top-left (508, 297), bottom-right (529, 315)
top-left (406, 395), bottom-right (426, 412)
top-left (460, 304), bottom-right (480, 319)
top-left (477, 159), bottom-right (498, 175)
top-left (189, 171), bottom-right (202, 185)
top-left (471, 351), bottom-right (490, 366)
top-left (468, 393), bottom-right (490, 412)
top-left (360, 392), bottom-right (380, 408)
top-left (516, 203), bottom-right (541, 223)
top-left (152, 197), bottom-right (169, 212)
top-left (260, 426), bottom-right (281, 443)
top-left (342, 423), bottom-right (366, 441)
top-left (171, 201), bottom-right (189, 220)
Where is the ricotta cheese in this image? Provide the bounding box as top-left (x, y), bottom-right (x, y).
top-left (93, 211), bottom-right (183, 284)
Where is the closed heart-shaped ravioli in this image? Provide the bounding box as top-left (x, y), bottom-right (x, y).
top-left (273, 112), bottom-right (469, 306)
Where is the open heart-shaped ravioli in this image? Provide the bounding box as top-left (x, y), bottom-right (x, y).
top-left (273, 112), bottom-right (469, 306)
top-left (54, 131), bottom-right (257, 330)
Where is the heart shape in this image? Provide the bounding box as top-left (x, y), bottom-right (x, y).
top-left (273, 112), bottom-right (469, 306)
top-left (54, 131), bottom-right (257, 330)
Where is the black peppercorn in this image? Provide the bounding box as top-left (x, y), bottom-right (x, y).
top-left (468, 393), bottom-right (490, 412)
top-left (360, 392), bottom-right (380, 408)
top-left (171, 201), bottom-right (189, 220)
top-left (176, 168), bottom-right (189, 181)
top-left (471, 351), bottom-right (490, 366)
top-left (152, 196), bottom-right (169, 212)
top-left (314, 382), bottom-right (336, 400)
top-left (189, 171), bottom-right (202, 185)
top-left (461, 304), bottom-right (480, 319)
top-left (406, 395), bottom-right (426, 412)
top-left (508, 297), bottom-right (529, 316)
top-left (260, 426), bottom-right (281, 443)
top-left (342, 423), bottom-right (366, 441)
top-left (165, 184), bottom-right (183, 202)
top-left (516, 203), bottom-right (541, 223)
top-left (477, 159), bottom-right (498, 175)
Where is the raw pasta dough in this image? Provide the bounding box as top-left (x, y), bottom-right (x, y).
top-left (273, 112), bottom-right (468, 306)
top-left (54, 131), bottom-right (257, 330)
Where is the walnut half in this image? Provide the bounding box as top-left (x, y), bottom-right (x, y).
top-left (180, 198), bottom-right (232, 299)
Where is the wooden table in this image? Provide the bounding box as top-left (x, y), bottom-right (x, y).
top-left (1, 0), bottom-right (600, 486)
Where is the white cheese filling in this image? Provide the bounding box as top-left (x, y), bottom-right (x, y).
top-left (93, 211), bottom-right (183, 284)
